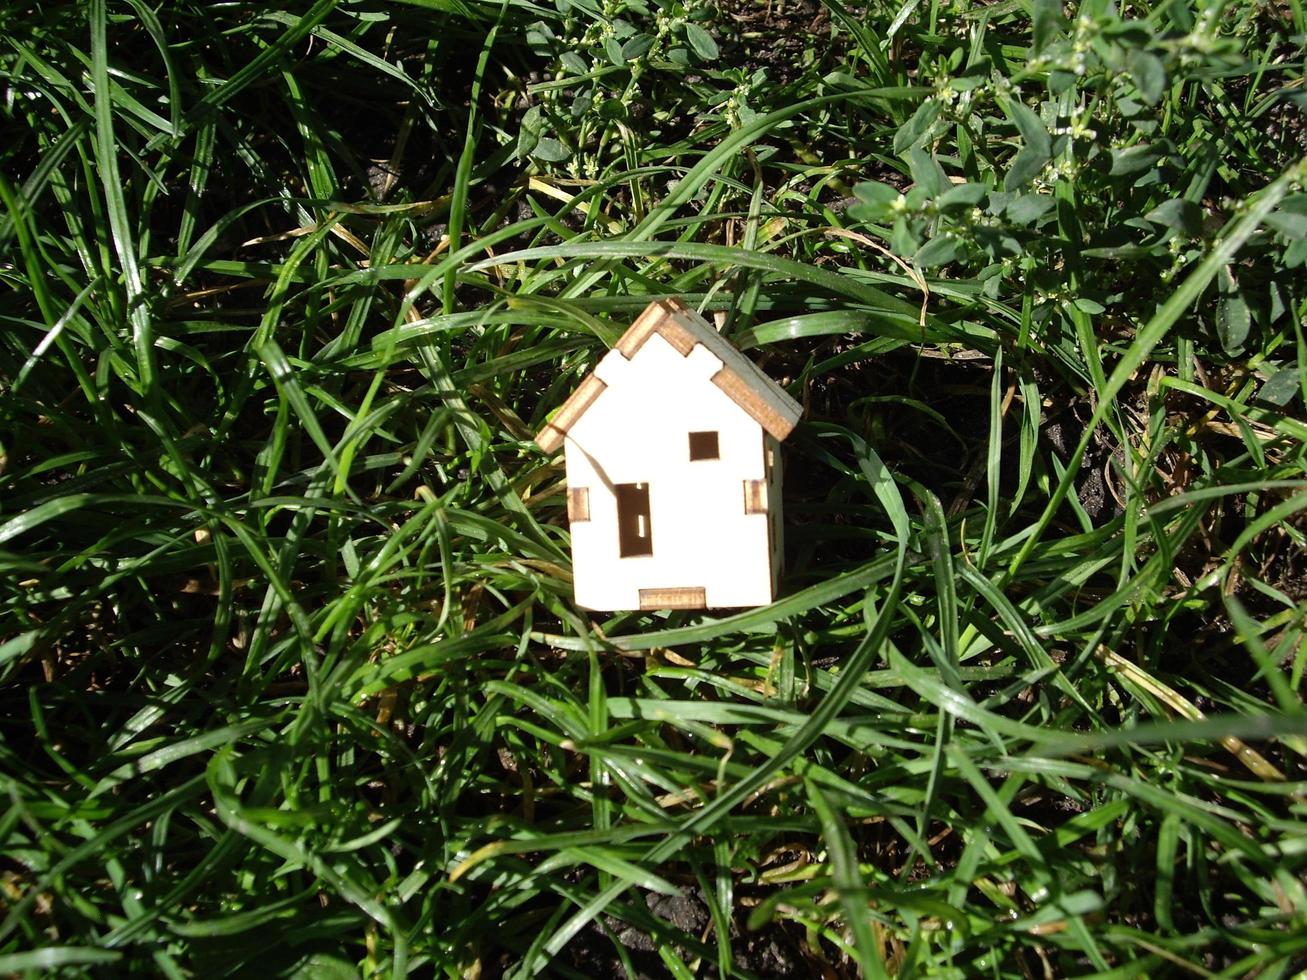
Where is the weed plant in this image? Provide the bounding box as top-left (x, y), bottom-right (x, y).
top-left (2, 0), bottom-right (1306, 975)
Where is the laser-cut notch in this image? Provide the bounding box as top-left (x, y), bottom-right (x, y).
top-left (656, 317), bottom-right (697, 356)
top-left (567, 487), bottom-right (590, 522)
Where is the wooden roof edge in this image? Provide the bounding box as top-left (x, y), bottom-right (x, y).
top-left (614, 299), bottom-right (680, 358)
top-left (534, 425), bottom-right (565, 454)
top-left (534, 299), bottom-right (683, 452)
top-left (711, 366), bottom-right (798, 442)
top-left (532, 297), bottom-right (804, 451)
top-left (667, 303), bottom-right (803, 435)
top-left (532, 373), bottom-right (607, 454)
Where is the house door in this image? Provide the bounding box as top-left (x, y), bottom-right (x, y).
top-left (615, 482), bottom-right (653, 557)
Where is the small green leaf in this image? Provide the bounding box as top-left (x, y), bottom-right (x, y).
top-left (525, 24), bottom-right (554, 56)
top-left (1269, 281), bottom-right (1287, 322)
top-left (559, 51), bottom-right (588, 75)
top-left (621, 34), bottom-right (654, 60)
top-left (904, 186), bottom-right (931, 210)
top-left (907, 147), bottom-right (947, 196)
top-left (0, 631), bottom-right (39, 668)
top-left (1006, 193), bottom-right (1055, 224)
top-left (1257, 367), bottom-right (1300, 406)
top-left (1103, 19), bottom-right (1152, 44)
top-left (1072, 297), bottom-right (1105, 314)
top-left (1216, 293), bottom-right (1251, 352)
top-left (288, 954), bottom-right (360, 980)
top-left (1282, 193), bottom-right (1307, 216)
top-left (515, 105), bottom-right (542, 159)
top-left (1127, 49), bottom-right (1166, 104)
top-left (1004, 97), bottom-right (1051, 156)
top-left (0, 949), bottom-right (122, 972)
top-left (530, 137), bottom-right (571, 162)
top-left (893, 99), bottom-right (940, 154)
top-left (850, 180), bottom-right (902, 222)
top-left (1032, 0), bottom-right (1065, 52)
top-left (1004, 146), bottom-right (1048, 190)
top-left (604, 36), bottom-right (624, 65)
top-left (916, 235), bottom-right (959, 267)
top-left (854, 181), bottom-right (900, 206)
top-left (891, 214), bottom-right (919, 255)
top-left (685, 23), bottom-right (719, 60)
top-left (1265, 210), bottom-right (1307, 240)
top-left (1145, 198), bottom-right (1202, 234)
top-left (1109, 143), bottom-right (1162, 176)
top-left (938, 182), bottom-right (988, 211)
top-left (1050, 69), bottom-right (1077, 94)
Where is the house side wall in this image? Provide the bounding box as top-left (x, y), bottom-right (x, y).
top-left (563, 333), bottom-right (774, 610)
top-left (764, 432), bottom-right (784, 596)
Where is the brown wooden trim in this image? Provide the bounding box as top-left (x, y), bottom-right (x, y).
top-left (534, 425), bottom-right (565, 453)
top-left (615, 299), bottom-right (698, 359)
top-left (535, 297), bottom-right (802, 452)
top-left (711, 367), bottom-right (797, 441)
top-left (743, 479), bottom-right (767, 514)
top-left (639, 586), bottom-right (707, 610)
top-left (567, 487), bottom-right (590, 522)
top-left (655, 316), bottom-right (697, 356)
top-left (614, 301), bottom-right (671, 358)
top-left (532, 374), bottom-right (607, 452)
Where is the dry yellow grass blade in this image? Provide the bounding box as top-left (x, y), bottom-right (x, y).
top-left (1097, 647), bottom-right (1289, 785)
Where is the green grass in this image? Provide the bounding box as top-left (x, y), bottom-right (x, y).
top-left (2, 0), bottom-right (1307, 975)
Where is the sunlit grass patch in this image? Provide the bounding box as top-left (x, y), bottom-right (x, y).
top-left (1, 0), bottom-right (1306, 975)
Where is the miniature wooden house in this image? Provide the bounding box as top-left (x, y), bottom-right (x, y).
top-left (535, 299), bottom-right (802, 611)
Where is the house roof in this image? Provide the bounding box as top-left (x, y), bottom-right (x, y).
top-left (534, 298), bottom-right (803, 453)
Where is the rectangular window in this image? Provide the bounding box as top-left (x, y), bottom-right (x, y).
top-left (688, 430), bottom-right (719, 460)
top-left (615, 482), bottom-right (653, 557)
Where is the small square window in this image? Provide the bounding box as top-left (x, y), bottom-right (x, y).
top-left (688, 430), bottom-right (719, 460)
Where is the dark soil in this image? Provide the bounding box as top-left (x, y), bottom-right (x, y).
top-left (714, 0), bottom-right (834, 86)
top-left (554, 888), bottom-right (817, 979)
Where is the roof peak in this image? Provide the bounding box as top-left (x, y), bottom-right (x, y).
top-left (535, 299), bottom-right (802, 453)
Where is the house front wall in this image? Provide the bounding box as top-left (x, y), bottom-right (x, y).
top-left (563, 332), bottom-right (775, 610)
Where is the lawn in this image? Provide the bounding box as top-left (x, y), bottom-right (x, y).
top-left (2, 0), bottom-right (1306, 975)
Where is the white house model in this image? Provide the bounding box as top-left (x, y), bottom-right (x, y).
top-left (535, 298), bottom-right (802, 611)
